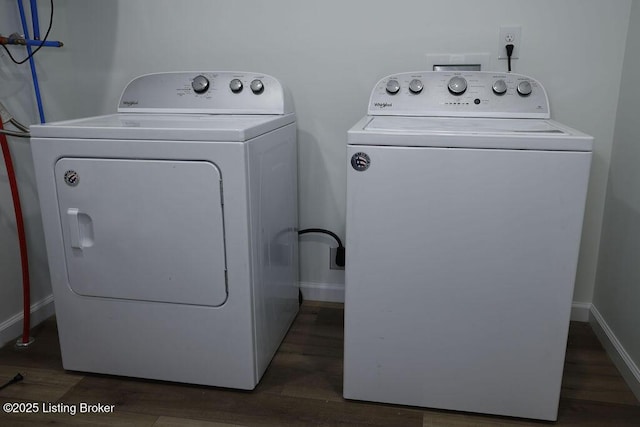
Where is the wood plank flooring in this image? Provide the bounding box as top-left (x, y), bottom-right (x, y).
top-left (0, 301), bottom-right (638, 426)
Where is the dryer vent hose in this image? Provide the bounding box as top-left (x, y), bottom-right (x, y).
top-left (0, 120), bottom-right (32, 345)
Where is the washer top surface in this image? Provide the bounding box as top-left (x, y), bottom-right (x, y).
top-left (31, 71), bottom-right (295, 142)
top-left (365, 116), bottom-right (566, 134)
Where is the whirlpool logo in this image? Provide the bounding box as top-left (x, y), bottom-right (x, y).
top-left (374, 102), bottom-right (392, 108)
top-left (351, 152), bottom-right (371, 172)
top-left (122, 100), bottom-right (139, 107)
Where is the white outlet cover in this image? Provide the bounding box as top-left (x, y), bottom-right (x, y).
top-left (498, 26), bottom-right (521, 59)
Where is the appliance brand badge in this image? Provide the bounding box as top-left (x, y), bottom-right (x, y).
top-left (351, 152), bottom-right (371, 172)
top-left (64, 170), bottom-right (79, 187)
top-left (374, 102), bottom-right (392, 108)
top-left (122, 100), bottom-right (139, 107)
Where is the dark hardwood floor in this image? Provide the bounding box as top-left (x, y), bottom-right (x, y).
top-left (0, 301), bottom-right (638, 426)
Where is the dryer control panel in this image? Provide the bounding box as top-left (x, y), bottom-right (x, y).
top-left (368, 71), bottom-right (549, 119)
top-left (118, 71), bottom-right (293, 115)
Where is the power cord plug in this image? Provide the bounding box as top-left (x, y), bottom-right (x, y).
top-left (506, 44), bottom-right (515, 72)
top-left (0, 373), bottom-right (24, 391)
top-left (335, 246), bottom-right (346, 268)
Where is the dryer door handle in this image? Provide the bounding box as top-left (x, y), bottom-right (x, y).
top-left (67, 208), bottom-right (83, 249)
top-left (67, 208), bottom-right (94, 249)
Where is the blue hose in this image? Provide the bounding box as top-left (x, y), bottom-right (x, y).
top-left (22, 39), bottom-right (62, 47)
top-left (17, 0), bottom-right (46, 123)
top-left (30, 0), bottom-right (40, 40)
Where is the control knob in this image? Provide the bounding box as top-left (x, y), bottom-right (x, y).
top-left (250, 79), bottom-right (264, 94)
top-left (192, 75), bottom-right (210, 94)
top-left (517, 80), bottom-right (532, 97)
top-left (492, 79), bottom-right (507, 95)
top-left (230, 79), bottom-right (243, 93)
top-left (447, 76), bottom-right (467, 95)
top-left (386, 79), bottom-right (400, 95)
top-left (409, 79), bottom-right (423, 94)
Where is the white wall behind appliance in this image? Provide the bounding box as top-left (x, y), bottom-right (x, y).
top-left (593, 0), bottom-right (640, 398)
top-left (1, 1), bottom-right (631, 312)
top-left (0, 0), bottom-right (55, 346)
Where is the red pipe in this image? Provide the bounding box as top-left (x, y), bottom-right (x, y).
top-left (0, 120), bottom-right (31, 344)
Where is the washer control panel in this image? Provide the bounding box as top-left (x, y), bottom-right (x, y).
top-left (118, 71), bottom-right (292, 114)
top-left (368, 71), bottom-right (549, 118)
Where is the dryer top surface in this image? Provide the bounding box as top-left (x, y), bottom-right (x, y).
top-left (30, 113), bottom-right (295, 141)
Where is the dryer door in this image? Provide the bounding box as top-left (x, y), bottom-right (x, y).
top-left (54, 158), bottom-right (228, 306)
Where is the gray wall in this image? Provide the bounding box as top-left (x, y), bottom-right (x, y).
top-left (0, 0), bottom-right (633, 342)
top-left (593, 0), bottom-right (640, 396)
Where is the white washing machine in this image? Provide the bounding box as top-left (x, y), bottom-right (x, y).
top-left (344, 71), bottom-right (592, 420)
top-left (30, 71), bottom-right (299, 390)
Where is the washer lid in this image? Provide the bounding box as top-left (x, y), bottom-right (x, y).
top-left (30, 113), bottom-right (295, 141)
top-left (348, 116), bottom-right (593, 151)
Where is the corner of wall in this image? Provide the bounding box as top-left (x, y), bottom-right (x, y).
top-left (590, 304), bottom-right (640, 401)
top-left (0, 294), bottom-right (55, 348)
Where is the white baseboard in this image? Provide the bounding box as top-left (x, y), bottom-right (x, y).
top-left (301, 282), bottom-right (598, 320)
top-left (571, 302), bottom-right (592, 322)
top-left (301, 282), bottom-right (596, 322)
top-left (590, 305), bottom-right (640, 401)
top-left (0, 294), bottom-right (55, 348)
top-left (300, 281), bottom-right (344, 303)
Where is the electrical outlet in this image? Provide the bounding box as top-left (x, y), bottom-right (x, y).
top-left (498, 26), bottom-right (521, 59)
top-left (330, 247), bottom-right (345, 270)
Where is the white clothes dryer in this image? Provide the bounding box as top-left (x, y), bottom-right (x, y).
top-left (344, 71), bottom-right (592, 420)
top-left (31, 71), bottom-right (299, 390)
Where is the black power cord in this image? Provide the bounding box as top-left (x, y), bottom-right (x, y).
top-left (506, 43), bottom-right (515, 72)
top-left (298, 228), bottom-right (345, 267)
top-left (0, 373), bottom-right (24, 390)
